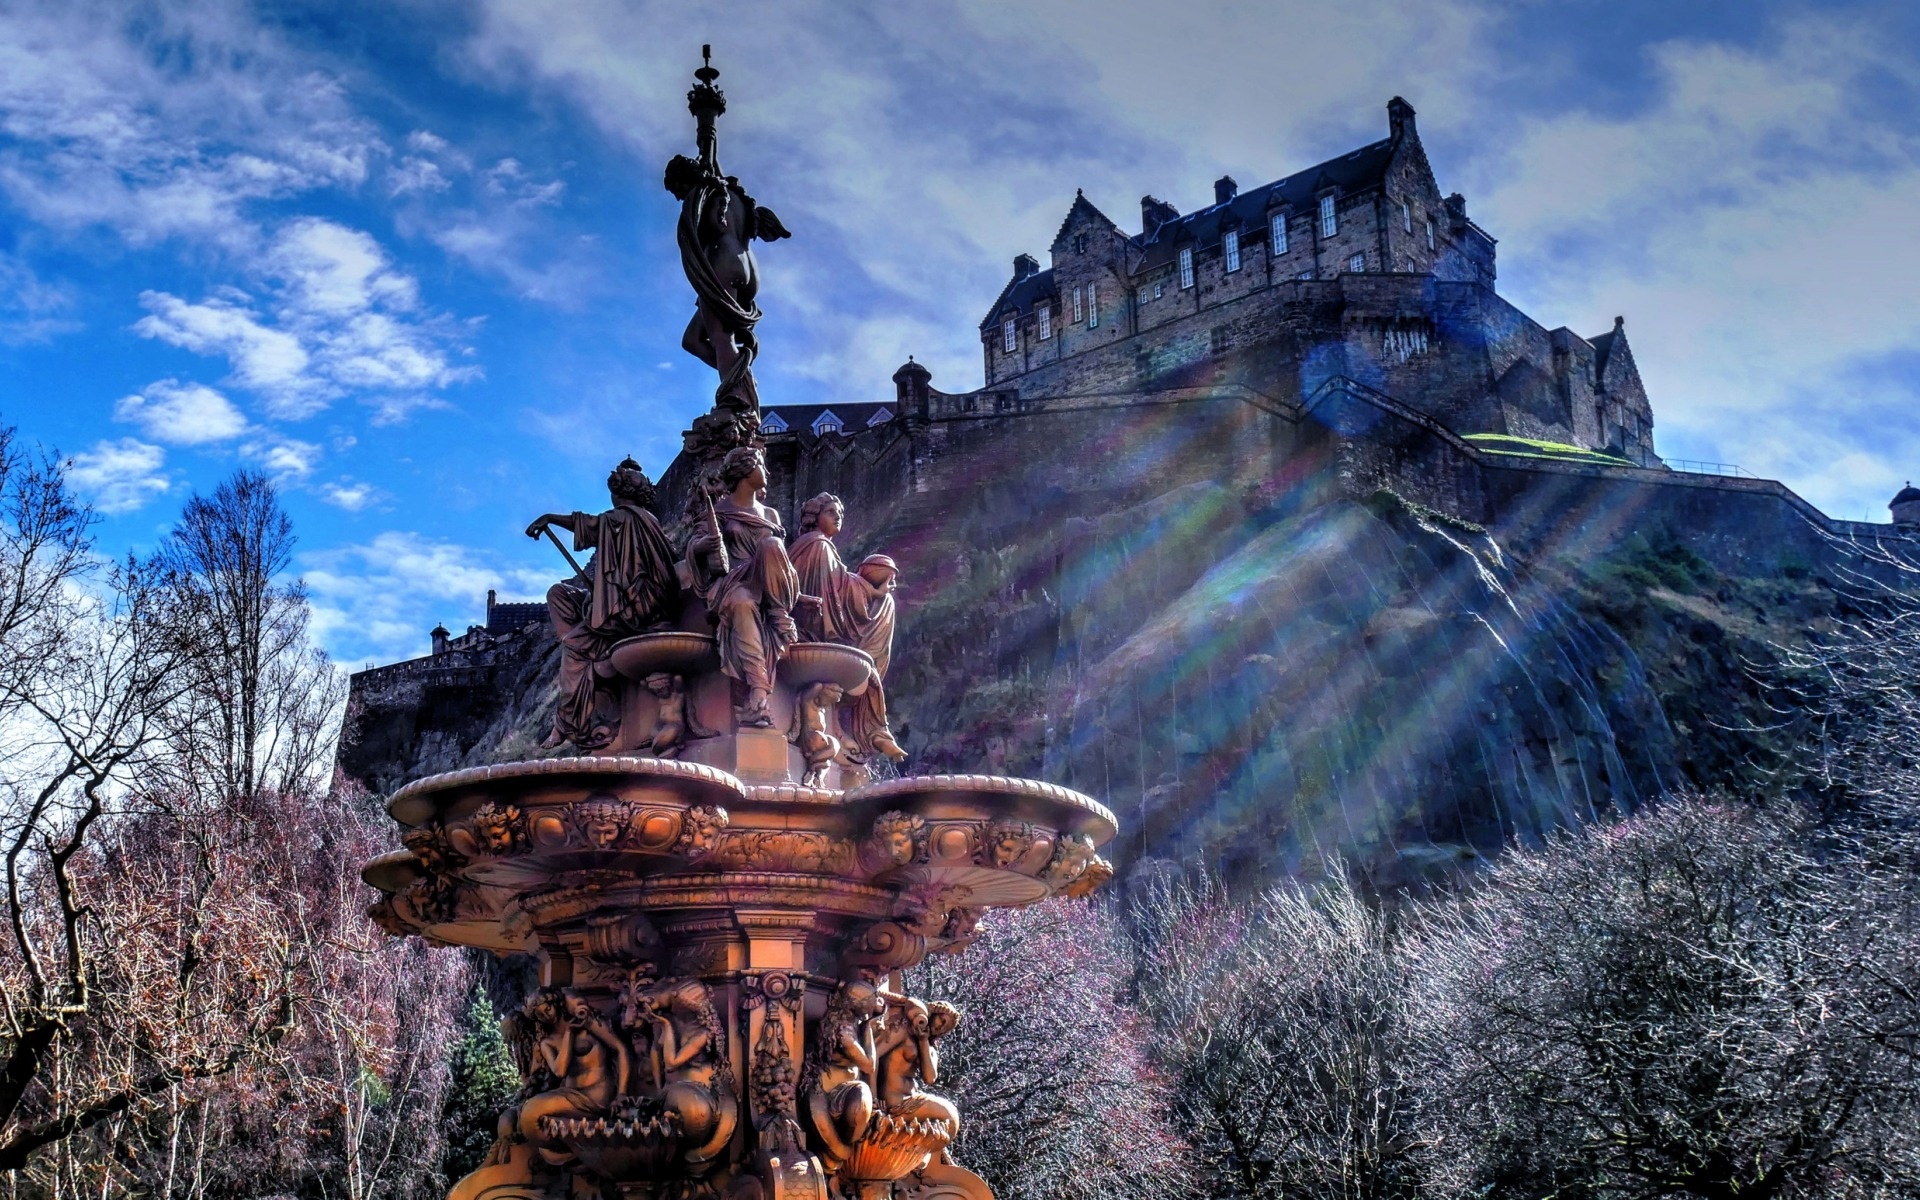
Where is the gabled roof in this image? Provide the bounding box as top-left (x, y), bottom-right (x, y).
top-left (977, 265), bottom-right (1056, 333)
top-left (1589, 317), bottom-right (1629, 385)
top-left (762, 402), bottom-right (895, 436)
top-left (1050, 189), bottom-right (1121, 252)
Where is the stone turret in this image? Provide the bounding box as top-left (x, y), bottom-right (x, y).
top-left (1891, 482), bottom-right (1920, 525)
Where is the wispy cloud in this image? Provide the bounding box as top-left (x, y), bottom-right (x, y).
top-left (112, 379), bottom-right (249, 445)
top-left (66, 436), bottom-right (169, 513)
top-left (133, 218), bottom-right (477, 419)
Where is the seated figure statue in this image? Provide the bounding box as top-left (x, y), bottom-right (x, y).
top-left (511, 989), bottom-right (632, 1167)
top-left (789, 492), bottom-right (906, 761)
top-left (620, 968), bottom-right (739, 1169)
top-left (526, 458), bottom-right (681, 749)
top-left (684, 446), bottom-right (800, 727)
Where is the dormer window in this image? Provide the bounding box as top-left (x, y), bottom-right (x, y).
top-left (867, 407), bottom-right (893, 427)
top-left (1270, 213), bottom-right (1288, 255)
top-left (761, 411), bottom-right (789, 434)
top-left (1320, 193), bottom-right (1337, 237)
top-left (1038, 302), bottom-right (1052, 340)
top-left (1002, 316), bottom-right (1017, 353)
top-left (1224, 229), bottom-right (1241, 273)
top-left (1088, 284), bottom-right (1099, 328)
top-left (1072, 285), bottom-right (1084, 323)
top-left (1179, 247), bottom-right (1194, 289)
top-left (811, 409), bottom-right (844, 436)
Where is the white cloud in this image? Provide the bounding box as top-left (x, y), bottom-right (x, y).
top-left (303, 532), bottom-right (554, 662)
top-left (66, 437), bottom-right (169, 513)
top-left (319, 480), bottom-right (378, 511)
top-left (134, 290), bottom-right (314, 409)
top-left (132, 219), bottom-right (476, 419)
top-left (244, 436), bottom-right (322, 482)
top-left (1474, 16), bottom-right (1920, 519)
top-left (0, 2), bottom-right (381, 250)
top-left (112, 379), bottom-right (249, 445)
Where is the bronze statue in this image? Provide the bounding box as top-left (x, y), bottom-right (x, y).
top-left (665, 46), bottom-right (790, 414)
top-left (527, 457), bottom-right (681, 749)
top-left (790, 492), bottom-right (906, 761)
top-left (685, 446), bottom-right (801, 727)
top-left (514, 989), bottom-right (631, 1167)
top-left (619, 968), bottom-right (739, 1168)
top-left (791, 680), bottom-right (846, 787)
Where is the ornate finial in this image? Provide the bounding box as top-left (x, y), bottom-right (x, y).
top-left (696, 43), bottom-right (718, 84)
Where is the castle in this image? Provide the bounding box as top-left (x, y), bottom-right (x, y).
top-left (968, 98), bottom-right (1658, 468)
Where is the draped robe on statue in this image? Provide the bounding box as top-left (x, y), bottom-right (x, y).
top-left (547, 504), bottom-right (681, 747)
top-left (789, 530), bottom-right (898, 756)
top-left (699, 499), bottom-right (800, 701)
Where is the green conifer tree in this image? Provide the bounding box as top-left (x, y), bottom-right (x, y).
top-left (439, 983), bottom-right (520, 1184)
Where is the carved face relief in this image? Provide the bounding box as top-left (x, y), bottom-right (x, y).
top-left (1041, 833), bottom-right (1097, 886)
top-left (672, 804), bottom-right (730, 857)
top-left (575, 799), bottom-right (634, 849)
top-left (869, 811), bottom-right (926, 868)
top-left (981, 818), bottom-right (1035, 869)
top-left (1063, 857), bottom-right (1115, 900)
top-left (468, 802), bottom-right (525, 856)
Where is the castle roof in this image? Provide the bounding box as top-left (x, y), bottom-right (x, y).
top-left (762, 402), bottom-right (895, 436)
top-left (1893, 483), bottom-right (1920, 507)
top-left (983, 130), bottom-right (1402, 325)
top-left (1132, 137), bottom-right (1398, 272)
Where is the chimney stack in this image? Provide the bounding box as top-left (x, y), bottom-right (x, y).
top-left (1214, 175), bottom-right (1238, 205)
top-left (1388, 96), bottom-right (1417, 141)
top-left (1012, 252), bottom-right (1039, 279)
top-left (1140, 195), bottom-right (1179, 235)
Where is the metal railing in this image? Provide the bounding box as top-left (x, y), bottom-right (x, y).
top-left (1665, 458), bottom-right (1755, 479)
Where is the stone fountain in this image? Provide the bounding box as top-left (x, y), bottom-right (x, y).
top-left (361, 48), bottom-right (1116, 1200)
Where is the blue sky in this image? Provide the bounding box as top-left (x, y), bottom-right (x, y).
top-left (2, 0), bottom-right (1917, 667)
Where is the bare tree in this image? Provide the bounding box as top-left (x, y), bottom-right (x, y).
top-left (1404, 797), bottom-right (1920, 1200)
top-left (1127, 871), bottom-right (1422, 1200)
top-left (904, 900), bottom-right (1190, 1200)
top-left (157, 470), bottom-right (338, 805)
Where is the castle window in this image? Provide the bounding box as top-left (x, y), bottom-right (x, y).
top-left (1402, 200), bottom-right (1412, 232)
top-left (1002, 316), bottom-right (1016, 353)
top-left (1038, 302), bottom-right (1052, 340)
top-left (812, 409), bottom-right (844, 436)
top-left (1072, 285), bottom-right (1084, 323)
top-left (1224, 230), bottom-right (1241, 273)
top-left (1088, 284), bottom-right (1099, 328)
top-left (1073, 233), bottom-right (1089, 254)
top-left (1348, 253), bottom-right (1366, 273)
top-left (1271, 213), bottom-right (1288, 254)
top-left (1179, 247), bottom-right (1194, 289)
top-left (1320, 193), bottom-right (1337, 237)
top-left (1137, 285), bottom-right (1150, 305)
top-left (1210, 326), bottom-right (1229, 355)
top-left (761, 411), bottom-right (789, 434)
top-left (1425, 219), bottom-right (1435, 250)
top-left (1298, 269), bottom-right (1314, 281)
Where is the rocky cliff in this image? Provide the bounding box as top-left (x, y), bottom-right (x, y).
top-left (336, 427), bottom-right (1843, 887)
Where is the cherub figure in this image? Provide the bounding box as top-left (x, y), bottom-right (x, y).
top-left (789, 680), bottom-right (845, 787)
top-left (644, 672), bottom-right (718, 758)
top-left (875, 998), bottom-right (962, 1133)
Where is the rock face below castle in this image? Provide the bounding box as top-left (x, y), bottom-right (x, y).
top-left (339, 100), bottom-right (1911, 886)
